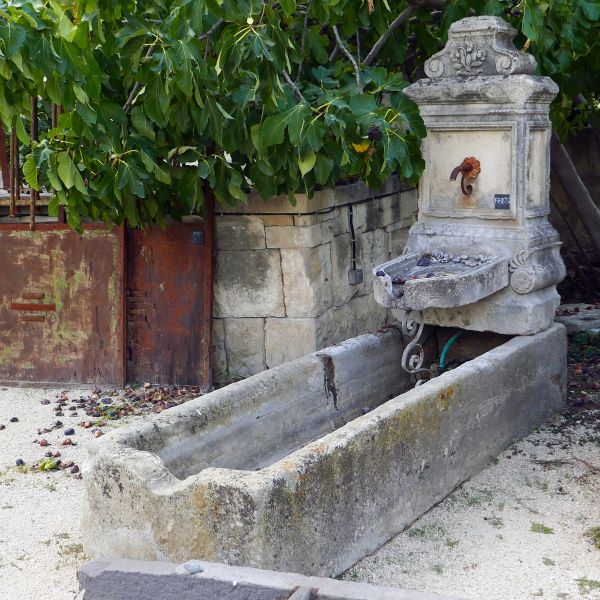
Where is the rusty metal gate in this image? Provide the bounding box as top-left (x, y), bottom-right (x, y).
top-left (126, 221), bottom-right (213, 386)
top-left (0, 219), bottom-right (213, 388)
top-left (0, 224), bottom-right (125, 385)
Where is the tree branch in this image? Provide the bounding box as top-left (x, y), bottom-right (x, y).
top-left (332, 25), bottom-right (361, 91)
top-left (199, 19), bottom-right (224, 41)
top-left (295, 0), bottom-right (314, 83)
top-left (409, 0), bottom-right (448, 8)
top-left (551, 132), bottom-right (600, 258)
top-left (363, 5), bottom-right (416, 67)
top-left (123, 40), bottom-right (158, 113)
top-left (283, 70), bottom-right (307, 102)
top-left (329, 43), bottom-right (339, 63)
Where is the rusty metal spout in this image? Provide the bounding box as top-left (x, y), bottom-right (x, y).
top-left (449, 164), bottom-right (462, 181)
top-left (449, 157), bottom-right (480, 196)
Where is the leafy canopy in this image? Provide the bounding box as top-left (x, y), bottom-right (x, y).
top-left (0, 0), bottom-right (597, 229)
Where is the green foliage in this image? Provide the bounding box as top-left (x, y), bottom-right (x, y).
top-left (37, 458), bottom-right (60, 471)
top-left (0, 0), bottom-right (597, 228)
top-left (516, 0), bottom-right (600, 139)
top-left (530, 522), bottom-right (554, 534)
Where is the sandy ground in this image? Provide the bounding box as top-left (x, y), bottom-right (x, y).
top-left (0, 371), bottom-right (598, 600)
top-left (0, 387), bottom-right (145, 600)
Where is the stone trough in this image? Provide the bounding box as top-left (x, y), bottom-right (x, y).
top-left (83, 323), bottom-right (566, 578)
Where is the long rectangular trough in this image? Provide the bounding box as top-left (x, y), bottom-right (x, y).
top-left (82, 323), bottom-right (566, 577)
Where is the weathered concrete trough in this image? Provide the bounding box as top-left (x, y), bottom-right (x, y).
top-left (83, 324), bottom-right (566, 577)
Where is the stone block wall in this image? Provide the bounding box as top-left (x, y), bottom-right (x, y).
top-left (212, 178), bottom-right (418, 383)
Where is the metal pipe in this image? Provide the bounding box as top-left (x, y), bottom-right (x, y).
top-left (30, 96), bottom-right (38, 229)
top-left (0, 124), bottom-right (9, 189)
top-left (9, 126), bottom-right (16, 216)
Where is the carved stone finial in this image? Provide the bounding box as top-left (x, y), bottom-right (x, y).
top-left (424, 16), bottom-right (537, 78)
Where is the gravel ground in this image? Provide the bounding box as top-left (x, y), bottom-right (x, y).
top-left (343, 332), bottom-right (600, 600)
top-left (0, 335), bottom-right (598, 600)
top-left (343, 425), bottom-right (600, 600)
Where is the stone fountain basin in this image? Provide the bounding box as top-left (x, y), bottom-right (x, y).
top-left (373, 252), bottom-right (509, 311)
top-left (82, 324), bottom-right (566, 578)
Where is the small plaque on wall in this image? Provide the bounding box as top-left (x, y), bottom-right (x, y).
top-left (191, 230), bottom-right (205, 245)
top-left (494, 194), bottom-right (510, 210)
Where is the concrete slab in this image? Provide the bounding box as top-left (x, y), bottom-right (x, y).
top-left (78, 559), bottom-right (465, 600)
top-left (554, 303), bottom-right (600, 334)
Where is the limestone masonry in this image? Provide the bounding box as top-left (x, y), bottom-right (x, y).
top-left (213, 177), bottom-right (418, 383)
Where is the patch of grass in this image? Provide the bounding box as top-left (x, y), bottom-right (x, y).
top-left (531, 522), bottom-right (554, 534)
top-left (542, 557), bottom-right (555, 566)
top-left (347, 569), bottom-right (359, 581)
top-left (55, 532), bottom-right (70, 540)
top-left (585, 526), bottom-right (600, 550)
top-left (407, 523), bottom-right (446, 540)
top-left (486, 515), bottom-right (504, 529)
top-left (466, 488), bottom-right (494, 506)
top-left (446, 539), bottom-right (459, 549)
top-left (55, 542), bottom-right (87, 571)
top-left (58, 543), bottom-right (84, 557)
top-left (432, 563), bottom-right (444, 575)
top-left (532, 588), bottom-right (544, 597)
top-left (577, 578), bottom-right (600, 595)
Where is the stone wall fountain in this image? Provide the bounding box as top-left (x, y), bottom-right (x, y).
top-left (82, 16), bottom-right (567, 580)
top-left (374, 16), bottom-right (565, 350)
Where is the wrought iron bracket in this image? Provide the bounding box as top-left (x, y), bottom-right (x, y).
top-left (400, 310), bottom-right (431, 384)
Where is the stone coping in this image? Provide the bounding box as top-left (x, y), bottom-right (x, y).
top-left (215, 176), bottom-right (413, 215)
top-left (404, 74), bottom-right (558, 105)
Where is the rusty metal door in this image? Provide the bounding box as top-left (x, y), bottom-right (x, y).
top-left (0, 225), bottom-right (125, 385)
top-left (126, 220), bottom-right (212, 388)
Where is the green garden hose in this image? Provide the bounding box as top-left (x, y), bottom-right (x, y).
top-left (439, 331), bottom-right (464, 371)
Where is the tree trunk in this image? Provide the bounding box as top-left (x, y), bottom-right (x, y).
top-left (551, 133), bottom-right (600, 259)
